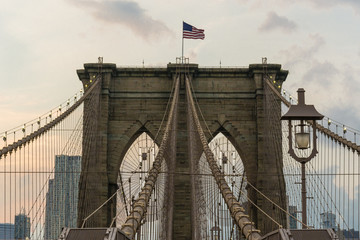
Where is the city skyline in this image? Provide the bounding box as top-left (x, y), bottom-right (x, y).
top-left (0, 154), bottom-right (82, 240)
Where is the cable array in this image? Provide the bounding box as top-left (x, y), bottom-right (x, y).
top-left (265, 65), bottom-right (360, 238)
top-left (186, 74), bottom-right (262, 240)
top-left (0, 75), bottom-right (100, 239)
top-left (120, 74), bottom-right (179, 239)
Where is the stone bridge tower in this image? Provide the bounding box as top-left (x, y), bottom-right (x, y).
top-left (76, 62), bottom-right (288, 237)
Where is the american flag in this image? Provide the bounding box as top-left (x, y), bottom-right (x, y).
top-left (183, 22), bottom-right (205, 40)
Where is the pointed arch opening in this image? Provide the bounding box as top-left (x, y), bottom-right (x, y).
top-left (194, 132), bottom-right (248, 239)
top-left (116, 132), bottom-right (169, 239)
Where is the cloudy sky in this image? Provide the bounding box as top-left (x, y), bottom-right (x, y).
top-left (0, 0), bottom-right (360, 132)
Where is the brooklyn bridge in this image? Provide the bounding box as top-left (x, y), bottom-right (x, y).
top-left (0, 58), bottom-right (358, 239)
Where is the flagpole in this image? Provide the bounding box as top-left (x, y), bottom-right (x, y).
top-left (182, 21), bottom-right (205, 64)
top-left (182, 21), bottom-right (184, 64)
top-left (182, 37), bottom-right (184, 64)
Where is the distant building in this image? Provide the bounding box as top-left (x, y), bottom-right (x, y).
top-left (0, 223), bottom-right (15, 239)
top-left (285, 195), bottom-right (297, 230)
top-left (342, 229), bottom-right (360, 240)
top-left (14, 212), bottom-right (30, 239)
top-left (44, 155), bottom-right (81, 240)
top-left (288, 206), bottom-right (297, 229)
top-left (320, 212), bottom-right (336, 230)
top-left (44, 179), bottom-right (55, 239)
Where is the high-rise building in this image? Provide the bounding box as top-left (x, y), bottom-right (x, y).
top-left (14, 212), bottom-right (30, 239)
top-left (320, 212), bottom-right (336, 230)
top-left (0, 223), bottom-right (15, 239)
top-left (44, 155), bottom-right (81, 240)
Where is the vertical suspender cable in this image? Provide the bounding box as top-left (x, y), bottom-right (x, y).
top-left (10, 150), bottom-right (12, 232)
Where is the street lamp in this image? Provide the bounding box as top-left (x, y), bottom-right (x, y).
top-left (281, 88), bottom-right (324, 229)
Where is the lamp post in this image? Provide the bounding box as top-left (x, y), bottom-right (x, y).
top-left (281, 88), bottom-right (324, 229)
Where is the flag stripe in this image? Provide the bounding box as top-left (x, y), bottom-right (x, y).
top-left (183, 22), bottom-right (205, 40)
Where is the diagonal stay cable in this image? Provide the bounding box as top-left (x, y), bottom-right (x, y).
top-left (120, 74), bottom-right (180, 239)
top-left (185, 75), bottom-right (262, 240)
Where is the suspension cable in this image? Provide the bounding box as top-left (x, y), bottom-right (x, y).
top-left (0, 77), bottom-right (100, 158)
